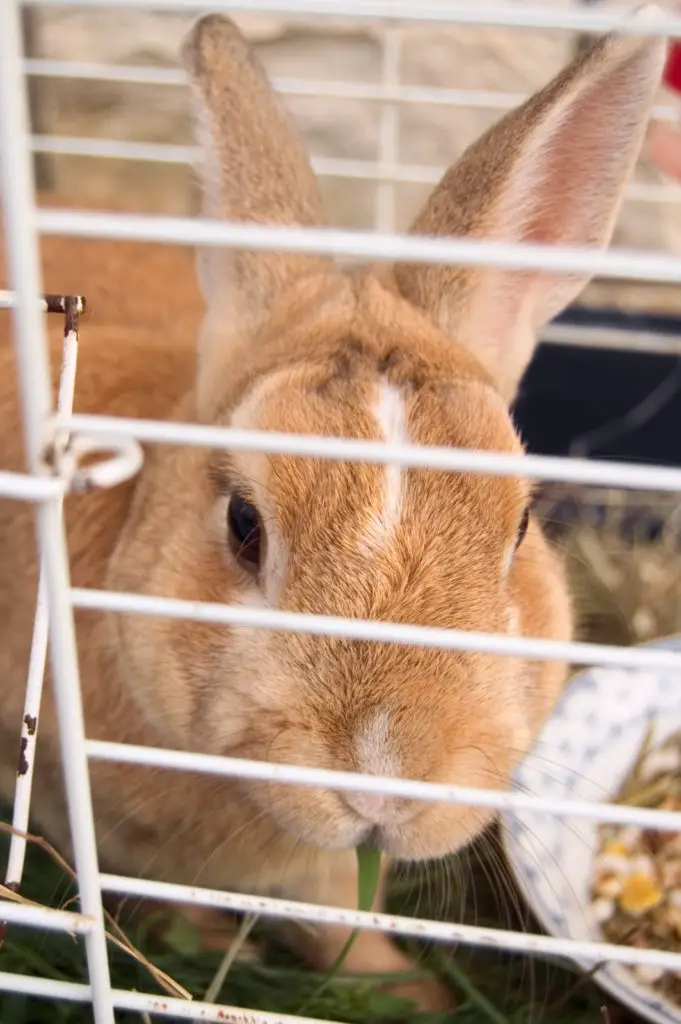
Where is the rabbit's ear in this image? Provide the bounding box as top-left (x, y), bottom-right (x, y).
top-left (181, 14), bottom-right (329, 324)
top-left (394, 8), bottom-right (666, 401)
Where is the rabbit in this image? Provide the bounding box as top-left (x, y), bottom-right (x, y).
top-left (0, 9), bottom-right (666, 1012)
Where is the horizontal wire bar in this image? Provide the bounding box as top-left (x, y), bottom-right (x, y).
top-left (28, 135), bottom-right (681, 206)
top-left (5, 275), bottom-right (681, 362)
top-left (86, 735), bottom-right (681, 831)
top-left (31, 134), bottom-right (196, 165)
top-left (114, 991), bottom-right (335, 1023)
top-left (0, 470), bottom-right (64, 502)
top-left (20, 58), bottom-right (681, 124)
top-left (540, 322), bottom-right (681, 356)
top-left (0, 898), bottom-right (94, 934)
top-left (36, 208), bottom-right (681, 284)
top-left (64, 412), bottom-right (681, 491)
top-left (18, 58), bottom-right (535, 109)
top-left (71, 586), bottom-right (681, 671)
top-left (24, 57), bottom-right (187, 87)
top-left (627, 182), bottom-right (681, 204)
top-left (99, 872), bottom-right (681, 973)
top-left (0, 289), bottom-right (86, 314)
top-left (0, 972), bottom-right (336, 1023)
top-left (0, 973), bottom-right (91, 1005)
top-left (0, 288), bottom-right (49, 310)
top-left (24, 1), bottom-right (681, 38)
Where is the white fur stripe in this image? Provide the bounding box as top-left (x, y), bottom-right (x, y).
top-left (362, 380), bottom-right (407, 552)
top-left (355, 710), bottom-right (398, 777)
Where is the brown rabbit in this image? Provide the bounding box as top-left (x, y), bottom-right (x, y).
top-left (0, 10), bottom-right (665, 1011)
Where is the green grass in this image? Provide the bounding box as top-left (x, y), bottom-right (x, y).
top-left (0, 816), bottom-right (619, 1024)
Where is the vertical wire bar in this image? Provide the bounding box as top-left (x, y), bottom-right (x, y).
top-left (375, 24), bottom-right (402, 232)
top-left (5, 305), bottom-right (80, 889)
top-left (0, 4), bottom-right (115, 1021)
top-left (0, 0), bottom-right (51, 471)
top-left (21, 6), bottom-right (56, 193)
top-left (33, 502), bottom-right (115, 1024)
top-left (4, 585), bottom-right (50, 888)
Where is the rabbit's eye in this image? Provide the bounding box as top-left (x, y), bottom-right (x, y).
top-left (227, 493), bottom-right (262, 570)
top-left (515, 506), bottom-right (530, 550)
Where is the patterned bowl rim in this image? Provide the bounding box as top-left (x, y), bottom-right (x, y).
top-left (500, 633), bottom-right (681, 1024)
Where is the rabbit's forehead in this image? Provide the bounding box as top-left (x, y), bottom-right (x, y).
top-left (229, 350), bottom-right (521, 451)
top-left (225, 359), bottom-right (527, 556)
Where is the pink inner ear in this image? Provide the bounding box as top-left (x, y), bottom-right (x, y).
top-left (386, 31), bottom-right (663, 405)
top-left (453, 68), bottom-right (642, 400)
top-left (454, 270), bottom-right (540, 405)
top-left (515, 79), bottom-right (625, 255)
top-left (475, 44), bottom-right (657, 352)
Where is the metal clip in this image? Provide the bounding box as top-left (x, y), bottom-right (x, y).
top-left (34, 292), bottom-right (144, 494)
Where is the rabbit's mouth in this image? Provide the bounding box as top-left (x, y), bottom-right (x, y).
top-left (349, 812), bottom-right (496, 863)
top-left (253, 782), bottom-right (492, 862)
top-left (360, 824), bottom-right (411, 858)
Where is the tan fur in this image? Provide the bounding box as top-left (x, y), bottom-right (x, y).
top-left (0, 12), bottom-right (665, 1009)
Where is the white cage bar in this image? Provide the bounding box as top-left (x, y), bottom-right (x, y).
top-left (25, 135), bottom-right (681, 210)
top-left (82, 738), bottom-right (681, 832)
top-left (22, 0), bottom-right (681, 37)
top-left (4, 0), bottom-right (681, 1021)
top-left (16, 53), bottom-right (681, 210)
top-left (0, 2), bottom-right (114, 1020)
top-left (4, 311), bottom-right (79, 890)
top-left (34, 207), bottom-right (681, 282)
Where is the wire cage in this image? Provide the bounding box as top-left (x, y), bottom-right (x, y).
top-left (4, 2), bottom-right (681, 1023)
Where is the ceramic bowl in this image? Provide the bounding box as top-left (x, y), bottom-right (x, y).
top-left (501, 636), bottom-right (681, 1024)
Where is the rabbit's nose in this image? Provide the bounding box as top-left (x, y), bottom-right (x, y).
top-left (342, 789), bottom-right (418, 827)
top-left (347, 708), bottom-right (422, 825)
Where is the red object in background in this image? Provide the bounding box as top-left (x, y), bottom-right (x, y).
top-left (664, 41), bottom-right (681, 94)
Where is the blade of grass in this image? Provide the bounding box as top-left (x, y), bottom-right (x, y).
top-left (545, 924), bottom-right (642, 1017)
top-left (356, 844), bottom-right (381, 914)
top-left (251, 964), bottom-right (432, 984)
top-left (425, 946), bottom-right (510, 1024)
top-left (297, 843), bottom-right (381, 1015)
top-left (2, 939), bottom-right (77, 983)
top-left (203, 912), bottom-right (259, 1005)
top-left (134, 1000), bottom-right (152, 1024)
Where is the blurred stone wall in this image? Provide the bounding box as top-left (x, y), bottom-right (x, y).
top-left (28, 3), bottom-right (681, 312)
